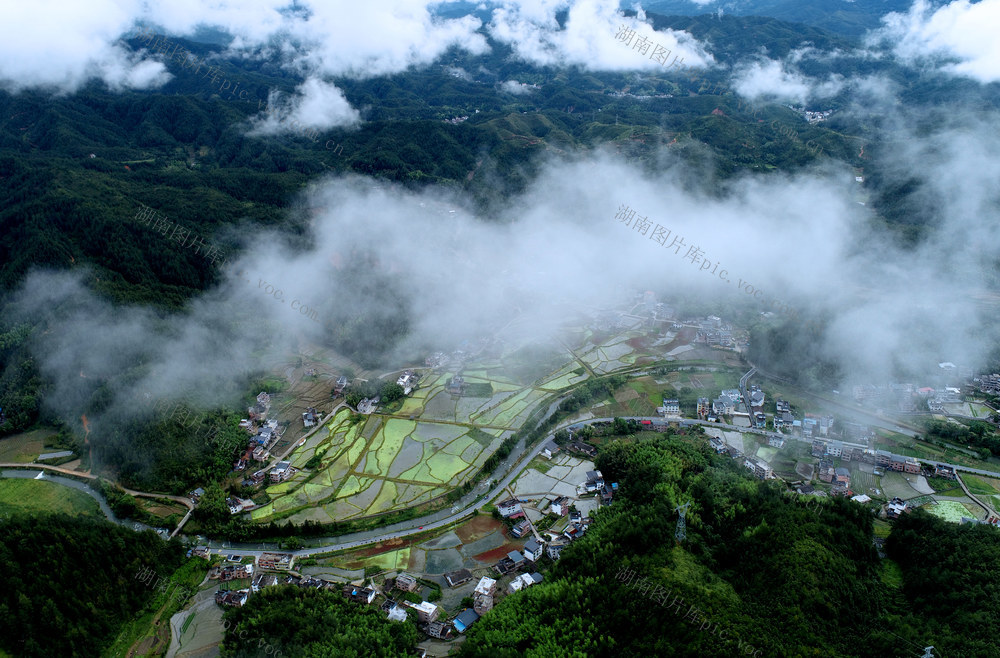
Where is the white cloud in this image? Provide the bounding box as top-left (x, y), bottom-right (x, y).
top-left (248, 77), bottom-right (360, 137)
top-left (488, 0), bottom-right (713, 71)
top-left (500, 80), bottom-right (536, 94)
top-left (0, 0), bottom-right (489, 95)
top-left (731, 58), bottom-right (844, 105)
top-left (870, 0), bottom-right (1000, 83)
top-left (0, 0), bottom-right (166, 93)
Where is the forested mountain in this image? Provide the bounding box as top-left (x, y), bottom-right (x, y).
top-left (0, 11), bottom-right (993, 493)
top-left (640, 0), bottom-right (932, 36)
top-left (0, 514), bottom-right (186, 657)
top-left (457, 431), bottom-right (999, 657)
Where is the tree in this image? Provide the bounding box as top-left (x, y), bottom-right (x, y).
top-left (380, 382), bottom-right (405, 403)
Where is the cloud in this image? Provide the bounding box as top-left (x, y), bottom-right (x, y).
top-left (870, 0), bottom-right (1000, 83)
top-left (487, 0), bottom-right (714, 70)
top-left (0, 0), bottom-right (169, 93)
top-left (730, 58), bottom-right (844, 105)
top-left (247, 77), bottom-right (361, 136)
top-left (499, 80), bottom-right (537, 94)
top-left (13, 110), bottom-right (1000, 439)
top-left (0, 0), bottom-right (489, 95)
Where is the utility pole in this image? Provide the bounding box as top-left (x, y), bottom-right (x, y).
top-left (675, 501), bottom-right (691, 543)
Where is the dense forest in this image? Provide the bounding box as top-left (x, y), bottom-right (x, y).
top-left (455, 430), bottom-right (999, 657)
top-left (221, 587), bottom-right (419, 657)
top-left (0, 514), bottom-right (186, 657)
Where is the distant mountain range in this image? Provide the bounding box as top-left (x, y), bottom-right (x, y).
top-left (638, 0), bottom-right (945, 36)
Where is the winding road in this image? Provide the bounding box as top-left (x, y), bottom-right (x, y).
top-left (5, 366), bottom-right (999, 555)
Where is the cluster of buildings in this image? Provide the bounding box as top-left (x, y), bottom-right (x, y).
top-left (451, 570), bottom-right (544, 635)
top-left (696, 315), bottom-right (734, 348)
top-left (817, 461), bottom-right (853, 495)
top-left (852, 382), bottom-right (964, 414)
top-left (212, 552), bottom-right (302, 608)
top-left (974, 373), bottom-right (1000, 396)
top-left (706, 435), bottom-right (771, 479)
top-left (234, 392), bottom-right (284, 469)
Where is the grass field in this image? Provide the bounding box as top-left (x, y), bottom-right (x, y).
top-left (923, 500), bottom-right (980, 523)
top-left (0, 429), bottom-right (59, 463)
top-left (961, 473), bottom-right (1000, 496)
top-left (0, 478), bottom-right (101, 517)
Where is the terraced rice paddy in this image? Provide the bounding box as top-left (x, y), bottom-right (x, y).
top-left (251, 321), bottom-right (705, 526)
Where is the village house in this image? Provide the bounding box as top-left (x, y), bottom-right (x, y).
top-left (697, 397), bottom-right (710, 417)
top-left (508, 572), bottom-right (544, 594)
top-left (394, 573), bottom-right (418, 592)
top-left (404, 601), bottom-right (440, 623)
top-left (887, 498), bottom-right (908, 519)
top-left (546, 542), bottom-right (567, 560)
top-left (424, 621), bottom-right (453, 639)
top-left (213, 563), bottom-right (253, 581)
top-left (444, 569), bottom-right (474, 587)
top-left (600, 482), bottom-right (617, 504)
top-left (215, 589), bottom-right (249, 607)
top-left (342, 584), bottom-right (377, 605)
top-left (549, 496), bottom-right (570, 516)
top-left (934, 464), bottom-right (956, 479)
top-left (385, 601), bottom-right (409, 622)
top-left (712, 396), bottom-right (734, 416)
top-left (453, 608), bottom-right (480, 634)
top-left (473, 577), bottom-right (496, 615)
top-left (335, 375), bottom-right (349, 393)
top-left (448, 375), bottom-right (465, 395)
top-left (744, 457), bottom-right (772, 480)
top-left (541, 440), bottom-right (560, 459)
top-left (657, 399), bottom-right (680, 416)
top-left (567, 441), bottom-right (597, 458)
top-left (257, 552), bottom-right (294, 571)
top-left (251, 573), bottom-right (279, 592)
top-left (357, 397), bottom-right (380, 414)
top-left (507, 550), bottom-right (525, 567)
top-left (397, 369), bottom-right (418, 395)
top-left (510, 519), bottom-right (532, 538)
top-left (270, 460), bottom-right (292, 483)
top-left (497, 498), bottom-right (523, 518)
top-left (302, 407), bottom-right (318, 427)
top-left (585, 470), bottom-right (604, 492)
top-left (523, 538), bottom-right (544, 562)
